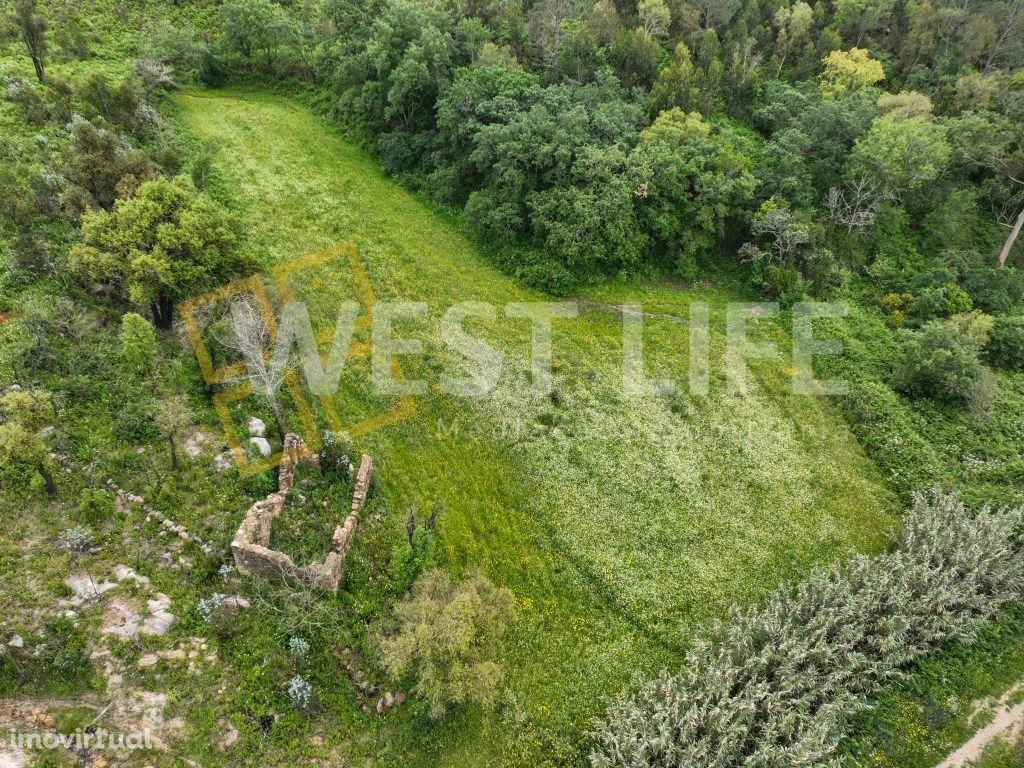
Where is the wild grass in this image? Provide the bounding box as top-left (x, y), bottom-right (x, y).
top-left (171, 87), bottom-right (898, 766)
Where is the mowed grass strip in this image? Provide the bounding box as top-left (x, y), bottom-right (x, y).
top-left (174, 87), bottom-right (898, 766)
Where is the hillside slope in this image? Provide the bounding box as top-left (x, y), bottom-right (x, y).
top-left (174, 87), bottom-right (898, 766)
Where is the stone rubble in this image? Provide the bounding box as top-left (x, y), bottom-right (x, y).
top-left (231, 433), bottom-right (372, 594)
top-left (107, 481), bottom-right (216, 555)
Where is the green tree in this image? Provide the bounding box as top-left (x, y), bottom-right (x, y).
top-left (220, 0), bottom-right (295, 68)
top-left (119, 312), bottom-right (157, 378)
top-left (819, 47), bottom-right (884, 98)
top-left (430, 63), bottom-right (538, 202)
top-left (630, 108), bottom-right (756, 272)
top-left (638, 0), bottom-right (671, 38)
top-left (586, 0), bottom-right (622, 45)
top-left (772, 1), bottom-right (813, 76)
top-left (0, 389), bottom-right (57, 494)
top-left (850, 114), bottom-right (950, 196)
top-left (375, 570), bottom-right (516, 718)
top-left (606, 27), bottom-right (662, 90)
top-left (649, 43), bottom-right (700, 116)
top-left (70, 175), bottom-right (242, 329)
top-left (986, 315), bottom-right (1024, 370)
top-left (62, 117), bottom-right (154, 215)
top-left (894, 321), bottom-right (985, 402)
top-left (155, 393), bottom-right (192, 470)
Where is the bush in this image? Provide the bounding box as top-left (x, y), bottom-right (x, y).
top-left (112, 400), bottom-right (158, 443)
top-left (319, 430), bottom-right (352, 482)
top-left (894, 321), bottom-right (985, 402)
top-left (986, 316), bottom-right (1024, 370)
top-left (389, 504), bottom-right (439, 592)
top-left (374, 569), bottom-right (516, 718)
top-left (590, 491), bottom-right (1024, 768)
top-left (75, 487), bottom-right (114, 526)
top-left (118, 312), bottom-right (156, 376)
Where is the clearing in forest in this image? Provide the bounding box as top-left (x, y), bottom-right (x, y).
top-left (175, 87), bottom-right (898, 766)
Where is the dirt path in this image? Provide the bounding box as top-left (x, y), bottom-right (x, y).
top-left (571, 296), bottom-right (733, 328)
top-left (935, 683), bottom-right (1024, 767)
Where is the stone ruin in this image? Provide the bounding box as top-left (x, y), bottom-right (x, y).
top-left (231, 433), bottom-right (372, 593)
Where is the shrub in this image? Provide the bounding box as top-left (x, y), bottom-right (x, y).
top-left (375, 570), bottom-right (516, 718)
top-left (389, 504), bottom-right (439, 592)
top-left (590, 491), bottom-right (1024, 768)
top-left (319, 430), bottom-right (352, 481)
top-left (112, 400), bottom-right (158, 443)
top-left (894, 321), bottom-right (985, 402)
top-left (75, 487), bottom-right (114, 526)
top-left (118, 312), bottom-right (157, 377)
top-left (986, 316), bottom-right (1024, 370)
top-left (287, 674), bottom-right (314, 710)
top-left (950, 309), bottom-right (994, 345)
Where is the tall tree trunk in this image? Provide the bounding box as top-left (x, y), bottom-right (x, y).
top-left (151, 293), bottom-right (174, 329)
top-left (168, 433), bottom-right (178, 470)
top-left (30, 54), bottom-right (44, 83)
top-left (37, 463), bottom-right (55, 495)
top-left (269, 399), bottom-right (286, 445)
top-left (997, 206), bottom-right (1024, 267)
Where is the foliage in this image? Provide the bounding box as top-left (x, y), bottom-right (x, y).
top-left (375, 570), bottom-right (516, 718)
top-left (0, 388), bottom-right (57, 494)
top-left (819, 48), bottom-right (885, 98)
top-left (591, 491), bottom-right (1024, 768)
top-left (118, 312), bottom-right (157, 377)
top-left (949, 309), bottom-right (994, 346)
top-left (69, 174), bottom-right (243, 328)
top-left (62, 116), bottom-right (154, 216)
top-left (319, 430), bottom-right (352, 481)
top-left (894, 321), bottom-right (986, 402)
top-left (389, 504), bottom-right (439, 592)
top-left (850, 114), bottom-right (951, 196)
top-left (75, 487), bottom-right (114, 526)
top-left (986, 315), bottom-right (1024, 370)
top-left (286, 674), bottom-right (314, 709)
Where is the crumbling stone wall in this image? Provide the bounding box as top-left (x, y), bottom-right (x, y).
top-left (231, 434), bottom-right (372, 593)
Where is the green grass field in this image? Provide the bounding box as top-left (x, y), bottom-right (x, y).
top-left (172, 87), bottom-right (899, 766)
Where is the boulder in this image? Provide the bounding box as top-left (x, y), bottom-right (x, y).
top-left (250, 437), bottom-right (272, 458)
top-left (247, 417), bottom-right (266, 437)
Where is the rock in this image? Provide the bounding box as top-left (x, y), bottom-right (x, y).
top-left (183, 432), bottom-right (208, 459)
top-left (7, 635), bottom-right (23, 648)
top-left (247, 417), bottom-right (266, 437)
top-left (140, 594), bottom-right (175, 636)
top-left (138, 654), bottom-right (159, 669)
top-left (214, 453), bottom-right (233, 472)
top-left (250, 437), bottom-right (272, 457)
top-left (222, 595), bottom-right (250, 610)
top-left (101, 596), bottom-right (143, 639)
top-left (157, 648), bottom-right (186, 662)
top-left (0, 745), bottom-right (28, 767)
top-left (65, 572), bottom-right (117, 603)
top-left (114, 564), bottom-right (151, 587)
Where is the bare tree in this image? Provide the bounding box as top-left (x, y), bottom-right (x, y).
top-left (826, 177), bottom-right (890, 234)
top-left (12, 0), bottom-right (47, 83)
top-left (219, 298), bottom-right (287, 444)
top-left (980, 128), bottom-right (1024, 267)
top-left (997, 204), bottom-right (1024, 267)
top-left (749, 203), bottom-right (810, 267)
top-left (528, 0), bottom-right (582, 79)
top-left (982, 0), bottom-right (1024, 73)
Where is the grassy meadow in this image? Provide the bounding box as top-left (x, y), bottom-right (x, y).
top-left (171, 87), bottom-right (899, 766)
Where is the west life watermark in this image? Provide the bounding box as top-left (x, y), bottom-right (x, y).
top-left (254, 299), bottom-right (849, 399)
